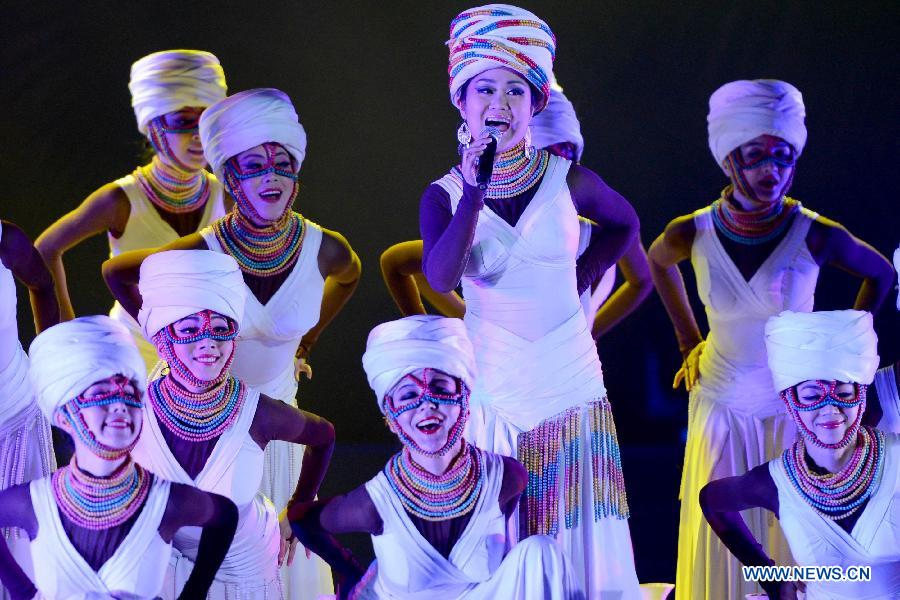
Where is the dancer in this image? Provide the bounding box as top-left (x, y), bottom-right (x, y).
top-left (419, 6), bottom-right (642, 596)
top-left (113, 249), bottom-right (335, 598)
top-left (291, 315), bottom-right (585, 599)
top-left (701, 309), bottom-right (897, 599)
top-left (36, 49), bottom-right (229, 369)
top-left (0, 221), bottom-right (58, 599)
top-left (869, 247), bottom-right (900, 433)
top-left (381, 88), bottom-right (651, 339)
top-left (648, 79), bottom-right (895, 600)
top-left (0, 315), bottom-right (237, 599)
top-left (103, 88), bottom-right (358, 597)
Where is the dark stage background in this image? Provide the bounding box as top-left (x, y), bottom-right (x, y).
top-left (3, 0), bottom-right (898, 584)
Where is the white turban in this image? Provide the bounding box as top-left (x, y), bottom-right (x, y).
top-left (707, 79), bottom-right (807, 172)
top-left (138, 250), bottom-right (246, 340)
top-left (129, 50), bottom-right (227, 135)
top-left (362, 316), bottom-right (476, 413)
top-left (448, 4), bottom-right (556, 112)
top-left (29, 316), bottom-right (146, 420)
top-left (199, 88), bottom-right (307, 182)
top-left (530, 85), bottom-right (584, 161)
top-left (765, 310), bottom-right (879, 393)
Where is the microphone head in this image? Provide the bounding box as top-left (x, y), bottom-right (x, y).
top-left (481, 125), bottom-right (503, 143)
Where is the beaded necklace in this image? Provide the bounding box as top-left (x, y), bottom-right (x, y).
top-left (711, 189), bottom-right (799, 245)
top-left (385, 440), bottom-right (484, 521)
top-left (212, 209), bottom-right (305, 277)
top-left (148, 374), bottom-right (246, 442)
top-left (52, 456), bottom-right (151, 530)
top-left (133, 155), bottom-right (211, 214)
top-left (782, 427), bottom-right (885, 521)
top-left (456, 140), bottom-right (548, 200)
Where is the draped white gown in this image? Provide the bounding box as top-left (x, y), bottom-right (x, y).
top-left (435, 156), bottom-right (640, 599)
top-left (874, 366), bottom-right (900, 434)
top-left (201, 218), bottom-right (334, 599)
top-left (676, 204), bottom-right (820, 600)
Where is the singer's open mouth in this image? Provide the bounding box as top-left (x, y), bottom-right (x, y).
top-left (485, 117), bottom-right (510, 132)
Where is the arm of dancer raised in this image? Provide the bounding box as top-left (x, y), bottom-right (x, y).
top-left (1, 220), bottom-right (59, 333)
top-left (159, 484), bottom-right (239, 600)
top-left (380, 240), bottom-right (466, 318)
top-left (101, 233), bottom-right (207, 319)
top-left (0, 485), bottom-right (38, 600)
top-left (567, 165), bottom-right (640, 296)
top-left (806, 217), bottom-right (894, 313)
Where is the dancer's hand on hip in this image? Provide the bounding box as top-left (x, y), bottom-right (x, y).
top-left (673, 340), bottom-right (705, 391)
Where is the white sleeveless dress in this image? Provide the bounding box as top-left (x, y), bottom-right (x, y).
top-left (132, 386), bottom-right (283, 599)
top-left (355, 450), bottom-right (584, 599)
top-left (29, 475), bottom-right (172, 599)
top-left (676, 204), bottom-right (820, 600)
top-left (874, 366), bottom-right (900, 434)
top-left (769, 433), bottom-right (900, 599)
top-left (108, 173), bottom-right (227, 372)
top-left (0, 222), bottom-right (55, 600)
top-left (434, 155), bottom-right (640, 599)
top-left (200, 218), bottom-right (334, 599)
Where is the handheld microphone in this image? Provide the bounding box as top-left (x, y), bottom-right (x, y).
top-left (476, 126), bottom-right (502, 191)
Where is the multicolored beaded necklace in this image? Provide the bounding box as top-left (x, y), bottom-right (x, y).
top-left (385, 440), bottom-right (484, 521)
top-left (149, 374), bottom-right (246, 443)
top-left (212, 209), bottom-right (305, 277)
top-left (782, 426), bottom-right (885, 521)
top-left (52, 456), bottom-right (151, 530)
top-left (453, 140), bottom-right (549, 200)
top-left (133, 155), bottom-right (211, 214)
top-left (711, 188), bottom-right (799, 245)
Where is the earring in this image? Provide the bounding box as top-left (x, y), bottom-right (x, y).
top-left (524, 126), bottom-right (534, 158)
top-left (457, 121), bottom-right (472, 146)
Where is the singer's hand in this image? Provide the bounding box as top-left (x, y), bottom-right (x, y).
top-left (460, 135), bottom-right (494, 188)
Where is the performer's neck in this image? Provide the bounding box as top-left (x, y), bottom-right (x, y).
top-left (73, 446), bottom-right (127, 477)
top-left (409, 440), bottom-right (465, 476)
top-left (805, 441), bottom-right (855, 474)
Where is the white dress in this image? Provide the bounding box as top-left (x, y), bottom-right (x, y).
top-left (874, 366), bottom-right (900, 434)
top-left (132, 386), bottom-right (283, 599)
top-left (354, 450), bottom-right (584, 600)
top-left (769, 433), bottom-right (900, 599)
top-left (108, 173), bottom-right (227, 372)
top-left (435, 156), bottom-right (640, 599)
top-left (29, 474), bottom-right (172, 599)
top-left (676, 204), bottom-right (820, 600)
top-left (201, 218), bottom-right (334, 599)
top-left (0, 222), bottom-right (55, 600)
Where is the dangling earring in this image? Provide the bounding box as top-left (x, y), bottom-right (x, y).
top-left (524, 126), bottom-right (534, 158)
top-left (456, 121), bottom-right (472, 146)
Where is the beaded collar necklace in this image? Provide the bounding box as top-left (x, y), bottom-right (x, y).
top-left (385, 440), bottom-right (484, 521)
top-left (782, 426), bottom-right (885, 521)
top-left (455, 140), bottom-right (549, 200)
top-left (148, 374), bottom-right (246, 442)
top-left (53, 455), bottom-right (151, 530)
top-left (212, 208), bottom-right (305, 277)
top-left (711, 188), bottom-right (799, 245)
top-left (134, 155), bottom-right (211, 215)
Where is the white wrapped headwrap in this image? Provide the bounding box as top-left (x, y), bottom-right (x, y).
top-left (448, 4), bottom-right (556, 112)
top-left (129, 50), bottom-right (227, 135)
top-left (765, 310), bottom-right (879, 392)
top-left (530, 85), bottom-right (584, 160)
top-left (29, 316), bottom-right (146, 420)
top-left (137, 250), bottom-right (246, 340)
top-left (707, 79), bottom-right (807, 172)
top-left (362, 316), bottom-right (476, 413)
top-left (199, 88), bottom-right (307, 182)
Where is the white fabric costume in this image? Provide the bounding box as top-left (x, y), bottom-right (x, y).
top-left (133, 250), bottom-right (281, 599)
top-left (875, 366), bottom-right (900, 434)
top-left (355, 451), bottom-right (583, 600)
top-left (29, 475), bottom-right (172, 600)
top-left (434, 155), bottom-right (640, 598)
top-left (676, 205), bottom-right (820, 599)
top-left (0, 223), bottom-right (54, 600)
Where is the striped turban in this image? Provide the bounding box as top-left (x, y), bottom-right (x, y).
top-left (448, 4), bottom-right (556, 112)
top-left (129, 50), bottom-right (227, 135)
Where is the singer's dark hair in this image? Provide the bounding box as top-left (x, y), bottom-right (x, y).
top-left (457, 78), bottom-right (544, 111)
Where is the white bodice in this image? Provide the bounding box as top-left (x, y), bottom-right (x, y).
top-left (200, 217), bottom-right (324, 402)
top-left (30, 475), bottom-right (172, 599)
top-left (0, 222), bottom-right (35, 425)
top-left (875, 365), bottom-right (900, 434)
top-left (770, 433), bottom-right (900, 599)
top-left (691, 204), bottom-right (819, 401)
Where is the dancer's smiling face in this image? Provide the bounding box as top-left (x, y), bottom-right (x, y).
top-left (165, 311), bottom-right (237, 385)
top-left (229, 143), bottom-right (297, 225)
top-left (793, 379), bottom-right (862, 446)
top-left (57, 375), bottom-right (144, 451)
top-left (386, 368), bottom-right (464, 456)
top-left (458, 67), bottom-right (537, 152)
